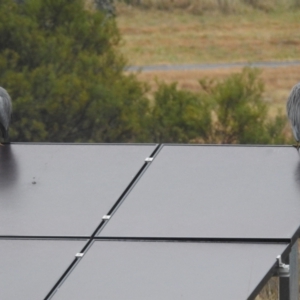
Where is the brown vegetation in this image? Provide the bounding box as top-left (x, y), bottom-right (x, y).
top-left (116, 2), bottom-right (300, 65)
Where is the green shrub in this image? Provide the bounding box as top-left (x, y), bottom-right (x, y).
top-left (200, 67), bottom-right (287, 144)
top-left (0, 1), bottom-right (288, 144)
top-left (149, 81), bottom-right (212, 143)
top-left (147, 68), bottom-right (287, 144)
top-left (0, 0), bottom-right (149, 142)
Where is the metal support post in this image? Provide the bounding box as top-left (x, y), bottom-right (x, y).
top-left (278, 241), bottom-right (298, 300)
top-left (288, 241), bottom-right (298, 300)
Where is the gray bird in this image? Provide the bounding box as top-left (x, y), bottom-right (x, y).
top-left (287, 82), bottom-right (300, 151)
top-left (0, 87), bottom-right (12, 143)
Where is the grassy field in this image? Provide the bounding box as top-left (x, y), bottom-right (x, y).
top-left (115, 2), bottom-right (300, 117)
top-left (116, 3), bottom-right (300, 65)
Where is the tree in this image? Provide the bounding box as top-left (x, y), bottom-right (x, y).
top-left (147, 68), bottom-right (288, 144)
top-left (199, 67), bottom-right (288, 144)
top-left (149, 81), bottom-right (212, 143)
top-left (0, 0), bottom-right (148, 142)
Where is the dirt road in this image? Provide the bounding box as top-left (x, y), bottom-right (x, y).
top-left (126, 61), bottom-right (300, 72)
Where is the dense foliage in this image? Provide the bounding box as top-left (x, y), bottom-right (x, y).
top-left (149, 68), bottom-right (288, 144)
top-left (0, 0), bottom-right (149, 142)
top-left (149, 82), bottom-right (212, 143)
top-left (0, 0), bottom-right (288, 144)
top-left (198, 68), bottom-right (288, 144)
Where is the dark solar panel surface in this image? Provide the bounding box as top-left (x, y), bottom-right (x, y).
top-left (51, 240), bottom-right (288, 300)
top-left (0, 144), bottom-right (156, 236)
top-left (0, 144), bottom-right (298, 300)
top-left (100, 145), bottom-right (300, 239)
top-left (0, 239), bottom-right (86, 300)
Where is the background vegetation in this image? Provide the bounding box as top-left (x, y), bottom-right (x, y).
top-left (116, 4), bottom-right (300, 66)
top-left (0, 0), bottom-right (149, 142)
top-left (148, 68), bottom-right (287, 144)
top-left (0, 0), bottom-right (293, 145)
top-left (0, 1), bottom-right (298, 298)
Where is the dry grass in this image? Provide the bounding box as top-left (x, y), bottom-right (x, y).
top-left (116, 4), bottom-right (300, 66)
top-left (116, 0), bottom-right (298, 14)
top-left (255, 277), bottom-right (278, 300)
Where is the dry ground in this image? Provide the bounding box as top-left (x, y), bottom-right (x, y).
top-left (116, 4), bottom-right (300, 66)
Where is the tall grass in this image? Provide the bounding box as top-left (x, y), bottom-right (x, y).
top-left (116, 0), bottom-right (300, 14)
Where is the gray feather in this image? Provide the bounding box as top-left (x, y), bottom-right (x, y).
top-left (287, 82), bottom-right (300, 142)
top-left (0, 87), bottom-right (12, 140)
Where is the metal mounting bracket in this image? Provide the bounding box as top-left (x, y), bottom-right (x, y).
top-left (274, 255), bottom-right (290, 277)
top-left (102, 215), bottom-right (111, 220)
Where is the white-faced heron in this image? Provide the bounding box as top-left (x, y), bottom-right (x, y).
top-left (0, 87), bottom-right (12, 143)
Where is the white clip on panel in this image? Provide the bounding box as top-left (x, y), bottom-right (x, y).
top-left (75, 253), bottom-right (84, 258)
top-left (145, 157), bottom-right (153, 162)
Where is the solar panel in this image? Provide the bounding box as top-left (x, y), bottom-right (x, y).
top-left (50, 240), bottom-right (288, 300)
top-left (0, 144), bottom-right (157, 237)
top-left (0, 239), bottom-right (86, 300)
top-left (99, 145), bottom-right (300, 239)
top-left (0, 144), bottom-right (298, 300)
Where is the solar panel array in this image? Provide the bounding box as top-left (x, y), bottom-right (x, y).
top-left (0, 144), bottom-right (299, 300)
